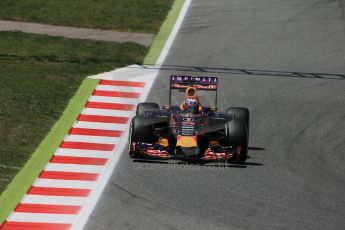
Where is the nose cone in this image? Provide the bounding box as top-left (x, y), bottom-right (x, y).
top-left (176, 146), bottom-right (200, 157)
top-left (176, 135), bottom-right (198, 148)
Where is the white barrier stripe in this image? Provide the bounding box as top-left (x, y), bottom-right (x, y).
top-left (22, 195), bottom-right (87, 206)
top-left (33, 179), bottom-right (96, 189)
top-left (80, 108), bottom-right (134, 117)
top-left (73, 121), bottom-right (128, 131)
top-left (88, 96), bottom-right (139, 104)
top-left (54, 149), bottom-right (112, 158)
top-left (8, 212), bottom-right (76, 223)
top-left (96, 85), bottom-right (144, 93)
top-left (64, 135), bottom-right (120, 145)
top-left (44, 163), bottom-right (104, 174)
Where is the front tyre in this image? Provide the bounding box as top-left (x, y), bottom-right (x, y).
top-left (128, 116), bottom-right (154, 158)
top-left (225, 120), bottom-right (248, 164)
top-left (136, 102), bottom-right (159, 117)
top-left (226, 107), bottom-right (249, 138)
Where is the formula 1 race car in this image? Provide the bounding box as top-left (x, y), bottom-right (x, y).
top-left (128, 75), bottom-right (249, 163)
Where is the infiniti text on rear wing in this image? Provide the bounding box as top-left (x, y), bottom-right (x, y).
top-left (170, 75), bottom-right (218, 90)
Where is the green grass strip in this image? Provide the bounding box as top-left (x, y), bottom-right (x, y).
top-left (0, 78), bottom-right (99, 223)
top-left (143, 0), bottom-right (184, 65)
top-left (0, 0), bottom-right (174, 33)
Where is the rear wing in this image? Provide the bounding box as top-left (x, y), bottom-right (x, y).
top-left (170, 75), bottom-right (218, 90)
top-left (169, 75), bottom-right (218, 107)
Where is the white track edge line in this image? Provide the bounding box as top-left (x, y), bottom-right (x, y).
top-left (156, 0), bottom-right (192, 66)
top-left (72, 1), bottom-right (193, 229)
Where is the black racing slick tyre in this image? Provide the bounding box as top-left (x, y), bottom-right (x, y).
top-left (226, 107), bottom-right (250, 138)
top-left (226, 107), bottom-right (249, 128)
top-left (128, 116), bottom-right (153, 158)
top-left (136, 102), bottom-right (159, 117)
top-left (225, 120), bottom-right (248, 164)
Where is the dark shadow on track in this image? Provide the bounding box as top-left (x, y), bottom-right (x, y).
top-left (242, 162), bottom-right (264, 166)
top-left (131, 145), bottom-right (266, 168)
top-left (132, 159), bottom-right (263, 168)
top-left (132, 64), bottom-right (345, 80)
top-left (248, 147), bottom-right (266, 151)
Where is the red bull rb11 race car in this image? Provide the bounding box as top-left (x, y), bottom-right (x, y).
top-left (128, 75), bottom-right (249, 164)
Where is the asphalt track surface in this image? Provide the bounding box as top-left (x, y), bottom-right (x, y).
top-left (85, 0), bottom-right (345, 229)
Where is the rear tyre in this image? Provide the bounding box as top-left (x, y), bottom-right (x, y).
top-left (225, 120), bottom-right (248, 164)
top-left (136, 102), bottom-right (159, 117)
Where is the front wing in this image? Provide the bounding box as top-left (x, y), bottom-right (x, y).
top-left (132, 142), bottom-right (239, 161)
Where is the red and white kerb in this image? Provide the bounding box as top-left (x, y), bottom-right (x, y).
top-left (0, 79), bottom-right (147, 230)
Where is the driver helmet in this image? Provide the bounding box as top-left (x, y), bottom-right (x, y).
top-left (183, 87), bottom-right (199, 113)
top-left (183, 98), bottom-right (198, 113)
top-left (185, 98), bottom-right (198, 106)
